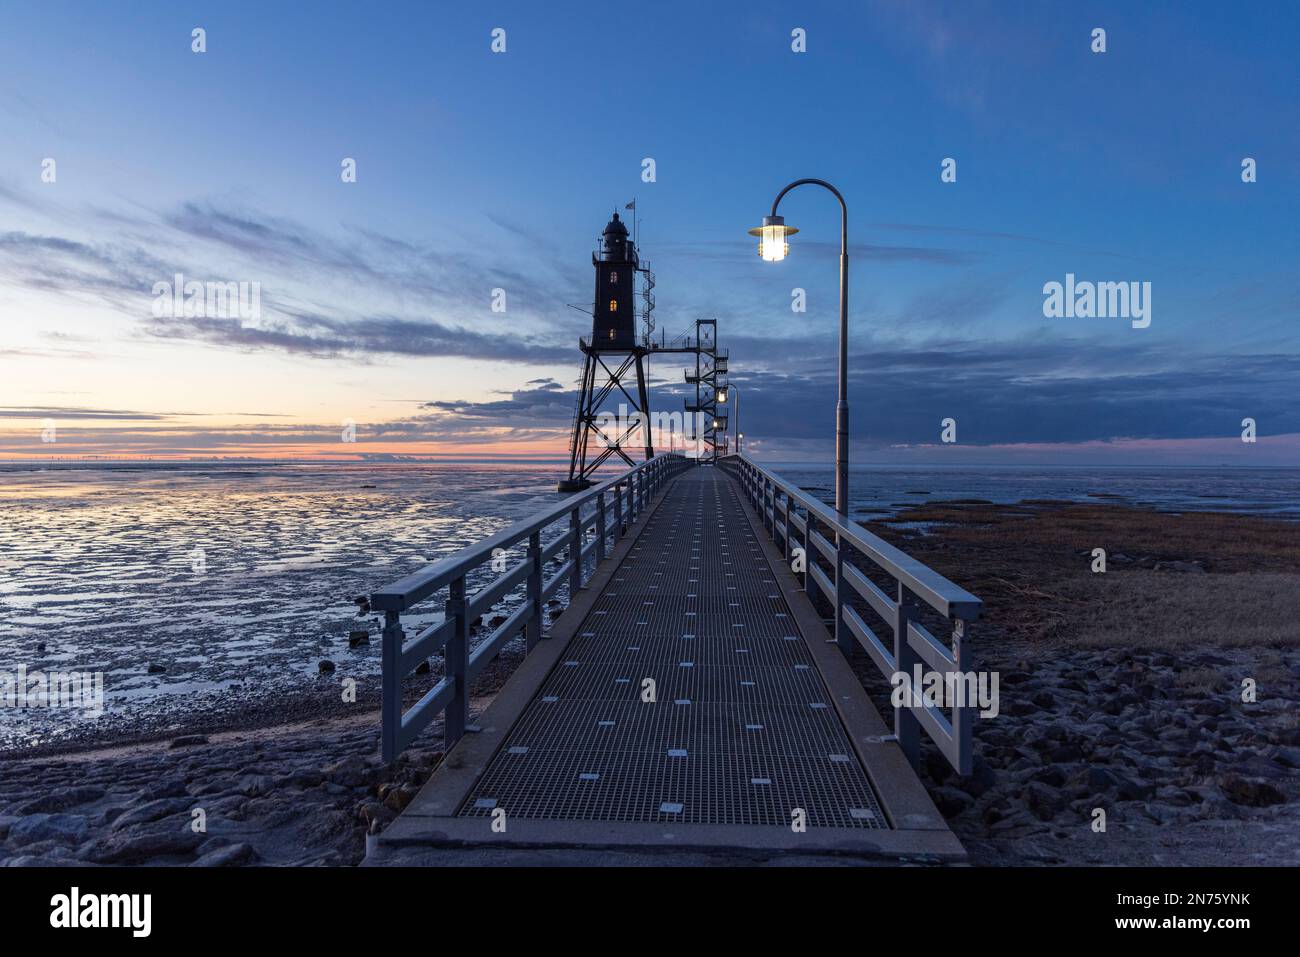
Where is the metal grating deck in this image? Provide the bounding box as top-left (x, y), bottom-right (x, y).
top-left (458, 468), bottom-right (887, 829)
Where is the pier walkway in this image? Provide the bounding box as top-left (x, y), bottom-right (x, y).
top-left (371, 455), bottom-right (981, 863)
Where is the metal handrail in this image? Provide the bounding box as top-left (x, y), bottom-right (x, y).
top-left (721, 453), bottom-right (983, 774)
top-left (373, 452), bottom-right (692, 761)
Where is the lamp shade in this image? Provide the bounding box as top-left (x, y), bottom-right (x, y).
top-left (748, 215), bottom-right (797, 262)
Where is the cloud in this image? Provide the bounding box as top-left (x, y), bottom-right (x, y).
top-left (142, 311), bottom-right (573, 364)
top-left (0, 188), bottom-right (583, 366)
top-left (0, 405), bottom-right (168, 420)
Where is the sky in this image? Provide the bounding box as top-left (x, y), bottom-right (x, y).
top-left (1, 0), bottom-right (1297, 464)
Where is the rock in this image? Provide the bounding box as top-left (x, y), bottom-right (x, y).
top-left (955, 756), bottom-right (997, 799)
top-left (277, 769), bottom-right (324, 789)
top-left (147, 663), bottom-right (167, 674)
top-left (318, 660), bottom-right (336, 674)
top-left (323, 755), bottom-right (374, 789)
top-left (1024, 782), bottom-right (1065, 821)
top-left (237, 775), bottom-right (275, 798)
top-left (35, 642), bottom-right (46, 654)
top-left (1071, 767), bottom-right (1120, 792)
top-left (1047, 743), bottom-right (1084, 763)
top-left (1269, 746), bottom-right (1300, 769)
top-left (1199, 794), bottom-right (1247, 821)
top-left (1030, 766), bottom-right (1068, 788)
top-left (382, 785), bottom-right (418, 813)
top-left (414, 659), bottom-right (431, 675)
top-left (1115, 773), bottom-right (1157, 802)
top-left (111, 797), bottom-right (194, 831)
top-left (144, 777), bottom-right (190, 800)
top-left (190, 843), bottom-right (256, 867)
top-left (8, 814), bottom-right (89, 847)
top-left (1193, 699), bottom-right (1229, 717)
top-left (169, 734), bottom-right (209, 748)
top-left (353, 596), bottom-right (371, 614)
top-left (81, 821), bottom-right (204, 864)
top-left (15, 786), bottom-right (105, 815)
top-left (1143, 803), bottom-right (1185, 826)
top-left (1218, 774), bottom-right (1287, 807)
top-left (1030, 691), bottom-right (1055, 709)
top-left (930, 786), bottom-right (975, 817)
top-left (488, 615), bottom-right (508, 629)
top-left (348, 630), bottom-right (370, 648)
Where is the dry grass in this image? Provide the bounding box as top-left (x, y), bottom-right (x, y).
top-left (876, 502), bottom-right (1300, 573)
top-left (862, 502), bottom-right (1300, 651)
top-left (1054, 572), bottom-right (1300, 649)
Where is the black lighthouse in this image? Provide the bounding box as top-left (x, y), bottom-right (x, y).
top-left (558, 212), bottom-right (654, 492)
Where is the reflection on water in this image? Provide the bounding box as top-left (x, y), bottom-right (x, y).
top-left (0, 463), bottom-right (565, 748)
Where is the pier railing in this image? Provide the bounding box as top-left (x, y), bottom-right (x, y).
top-left (722, 454), bottom-right (983, 774)
top-left (372, 452), bottom-right (691, 762)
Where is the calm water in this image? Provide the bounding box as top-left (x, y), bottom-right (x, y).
top-left (1, 461), bottom-right (1296, 748)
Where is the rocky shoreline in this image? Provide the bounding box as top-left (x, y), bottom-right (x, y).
top-left (3, 499), bottom-right (1296, 867)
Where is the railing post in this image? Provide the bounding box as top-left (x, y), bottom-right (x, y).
top-left (526, 530), bottom-right (543, 649)
top-left (894, 582), bottom-right (922, 768)
top-left (835, 532), bottom-right (850, 656)
top-left (569, 505), bottom-right (582, 598)
top-left (381, 609), bottom-right (402, 762)
top-left (615, 479), bottom-right (625, 535)
top-left (951, 617), bottom-right (973, 774)
top-left (801, 509), bottom-right (812, 595)
top-left (596, 492), bottom-right (607, 563)
top-left (445, 576), bottom-right (469, 746)
top-left (781, 490), bottom-right (791, 560)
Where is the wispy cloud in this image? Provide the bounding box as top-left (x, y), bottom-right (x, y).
top-left (0, 185), bottom-right (582, 366)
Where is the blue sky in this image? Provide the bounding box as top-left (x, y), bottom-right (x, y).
top-left (1, 0), bottom-right (1297, 462)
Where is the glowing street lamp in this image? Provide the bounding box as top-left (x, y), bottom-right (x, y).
top-left (750, 179), bottom-right (849, 514)
top-left (747, 215), bottom-right (798, 262)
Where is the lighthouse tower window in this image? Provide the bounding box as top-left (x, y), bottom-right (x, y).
top-left (610, 271), bottom-right (618, 282)
top-left (609, 299), bottom-right (618, 312)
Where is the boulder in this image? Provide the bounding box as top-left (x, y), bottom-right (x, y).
top-left (1218, 774), bottom-right (1287, 807)
top-left (8, 814), bottom-right (88, 847)
top-left (190, 843), bottom-right (256, 867)
top-left (15, 786), bottom-right (105, 815)
top-left (81, 821), bottom-right (204, 864)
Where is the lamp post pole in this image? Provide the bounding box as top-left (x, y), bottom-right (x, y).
top-left (733, 385), bottom-right (741, 454)
top-left (765, 179), bottom-right (849, 515)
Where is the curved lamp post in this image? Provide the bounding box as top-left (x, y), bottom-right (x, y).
top-left (750, 179), bottom-right (849, 514)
